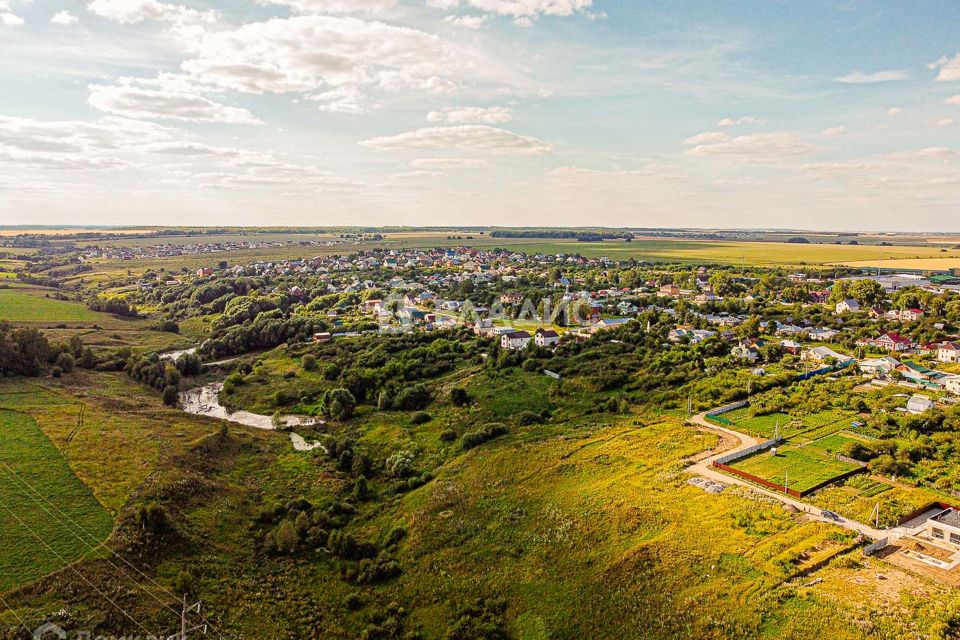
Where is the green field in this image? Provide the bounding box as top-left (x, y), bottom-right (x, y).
top-left (0, 408), bottom-right (113, 591)
top-left (0, 288), bottom-right (105, 324)
top-left (730, 447), bottom-right (862, 493)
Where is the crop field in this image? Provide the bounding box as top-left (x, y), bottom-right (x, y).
top-left (729, 447), bottom-right (862, 493)
top-left (0, 288), bottom-right (105, 323)
top-left (461, 238), bottom-right (960, 267)
top-left (0, 408), bottom-right (113, 591)
top-left (841, 257), bottom-right (960, 270)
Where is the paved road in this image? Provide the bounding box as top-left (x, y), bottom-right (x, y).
top-left (686, 410), bottom-right (887, 540)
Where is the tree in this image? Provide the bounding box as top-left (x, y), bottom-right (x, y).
top-left (708, 271), bottom-right (735, 297)
top-left (301, 354), bottom-right (317, 371)
top-left (320, 388), bottom-right (357, 421)
top-left (55, 352), bottom-right (75, 373)
top-left (161, 385), bottom-right (179, 407)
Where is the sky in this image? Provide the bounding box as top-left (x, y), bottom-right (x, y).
top-left (2, 0), bottom-right (960, 231)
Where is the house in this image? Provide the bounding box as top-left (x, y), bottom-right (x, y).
top-left (802, 346), bottom-right (855, 364)
top-left (875, 332), bottom-right (914, 353)
top-left (473, 319), bottom-right (494, 336)
top-left (779, 339), bottom-right (802, 355)
top-left (836, 299), bottom-right (861, 315)
top-left (732, 339), bottom-right (762, 362)
top-left (534, 328), bottom-right (560, 348)
top-left (858, 356), bottom-right (900, 376)
top-left (900, 308), bottom-right (925, 322)
top-left (500, 292), bottom-right (524, 305)
top-left (313, 332), bottom-right (332, 343)
top-left (924, 508), bottom-right (960, 545)
top-left (940, 342), bottom-right (960, 363)
top-left (657, 284), bottom-right (681, 299)
top-left (360, 299), bottom-right (382, 314)
top-left (501, 330), bottom-right (532, 350)
top-left (591, 317), bottom-right (631, 333)
top-left (906, 394), bottom-right (935, 414)
top-left (945, 376), bottom-right (960, 396)
top-left (196, 267), bottom-right (214, 277)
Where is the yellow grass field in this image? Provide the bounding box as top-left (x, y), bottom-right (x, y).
top-left (839, 257), bottom-right (960, 270)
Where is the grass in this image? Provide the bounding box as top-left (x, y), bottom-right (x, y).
top-left (730, 447), bottom-right (862, 493)
top-left (0, 288), bottom-right (106, 323)
top-left (0, 408), bottom-right (113, 592)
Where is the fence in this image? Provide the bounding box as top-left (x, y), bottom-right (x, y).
top-left (714, 437), bottom-right (782, 466)
top-left (713, 461), bottom-right (803, 498)
top-left (704, 399), bottom-right (749, 427)
top-left (863, 537), bottom-right (889, 556)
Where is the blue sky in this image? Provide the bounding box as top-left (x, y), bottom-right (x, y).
top-left (1, 0), bottom-right (960, 230)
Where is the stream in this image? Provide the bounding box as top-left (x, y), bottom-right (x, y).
top-left (178, 383), bottom-right (326, 452)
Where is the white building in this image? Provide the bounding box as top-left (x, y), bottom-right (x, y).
top-left (944, 376), bottom-right (960, 396)
top-left (501, 330), bottom-right (532, 350)
top-left (534, 328), bottom-right (560, 348)
top-left (836, 299), bottom-right (861, 315)
top-left (938, 342), bottom-right (960, 363)
top-left (906, 394), bottom-right (935, 414)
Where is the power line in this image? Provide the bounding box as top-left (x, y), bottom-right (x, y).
top-left (0, 461), bottom-right (223, 639)
top-left (0, 590), bottom-right (33, 638)
top-left (0, 492), bottom-right (156, 638)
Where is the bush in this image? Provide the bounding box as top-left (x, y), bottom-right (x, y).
top-left (50, 365), bottom-right (62, 378)
top-left (461, 423), bottom-right (508, 450)
top-left (410, 411), bottom-right (432, 425)
top-left (162, 385), bottom-right (179, 407)
top-left (450, 388), bottom-right (471, 406)
top-left (55, 352), bottom-right (75, 373)
top-left (439, 429), bottom-right (457, 443)
top-left (515, 410), bottom-right (542, 426)
top-left (302, 354), bottom-right (317, 371)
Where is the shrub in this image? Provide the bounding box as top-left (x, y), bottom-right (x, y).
top-left (321, 388), bottom-right (357, 421)
top-left (302, 354), bottom-right (317, 371)
top-left (515, 411), bottom-right (542, 426)
top-left (162, 385), bottom-right (179, 406)
top-left (439, 429), bottom-right (457, 443)
top-left (410, 411), bottom-right (432, 425)
top-left (450, 388), bottom-right (471, 406)
top-left (55, 352), bottom-right (75, 373)
top-left (461, 423), bottom-right (508, 450)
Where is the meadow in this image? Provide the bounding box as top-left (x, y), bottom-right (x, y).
top-left (0, 288), bottom-right (106, 324)
top-left (0, 407), bottom-right (113, 591)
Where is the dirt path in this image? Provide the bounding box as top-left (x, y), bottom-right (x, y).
top-left (685, 409), bottom-right (887, 540)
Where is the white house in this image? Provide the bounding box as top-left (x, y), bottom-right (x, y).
top-left (534, 328), bottom-right (560, 348)
top-left (836, 299), bottom-right (861, 315)
top-left (945, 376), bottom-right (960, 396)
top-left (802, 346), bottom-right (855, 364)
top-left (906, 394), bottom-right (935, 414)
top-left (938, 342), bottom-right (960, 363)
top-left (858, 356), bottom-right (900, 376)
top-left (501, 330), bottom-right (532, 350)
top-left (924, 508), bottom-right (960, 546)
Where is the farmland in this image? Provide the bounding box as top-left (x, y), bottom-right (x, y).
top-left (0, 407), bottom-right (113, 592)
top-left (0, 288), bottom-right (106, 324)
top-left (729, 447), bottom-right (862, 494)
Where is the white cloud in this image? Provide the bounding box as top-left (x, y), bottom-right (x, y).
top-left (931, 54), bottom-right (960, 82)
top-left (427, 106), bottom-right (512, 124)
top-left (180, 16), bottom-right (462, 98)
top-left (717, 116), bottom-right (766, 127)
top-left (685, 131), bottom-right (818, 162)
top-left (256, 0), bottom-right (396, 13)
top-left (466, 0), bottom-right (592, 18)
top-left (88, 84), bottom-right (262, 124)
top-left (444, 14), bottom-right (486, 28)
top-left (427, 0), bottom-right (460, 8)
top-left (937, 118), bottom-right (954, 127)
top-left (887, 107), bottom-right (904, 116)
top-left (359, 125), bottom-right (551, 154)
top-left (0, 114), bottom-right (174, 170)
top-left (683, 131), bottom-right (729, 145)
top-left (410, 157), bottom-right (489, 169)
top-left (51, 10), bottom-right (79, 24)
top-left (945, 95), bottom-right (960, 105)
top-left (140, 141), bottom-right (244, 156)
top-left (310, 86), bottom-right (378, 114)
top-left (87, 0), bottom-right (218, 25)
top-left (0, 11), bottom-right (24, 25)
top-left (821, 125), bottom-right (848, 137)
top-left (835, 70), bottom-right (908, 83)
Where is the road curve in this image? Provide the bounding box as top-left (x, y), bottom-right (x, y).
top-left (686, 410), bottom-right (886, 540)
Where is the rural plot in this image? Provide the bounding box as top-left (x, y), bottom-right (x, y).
top-left (728, 446), bottom-right (862, 494)
top-left (0, 409), bottom-right (113, 591)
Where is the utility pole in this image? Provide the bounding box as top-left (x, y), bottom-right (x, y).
top-left (784, 469), bottom-right (788, 494)
top-left (179, 596), bottom-right (207, 640)
top-left (872, 502), bottom-right (880, 529)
